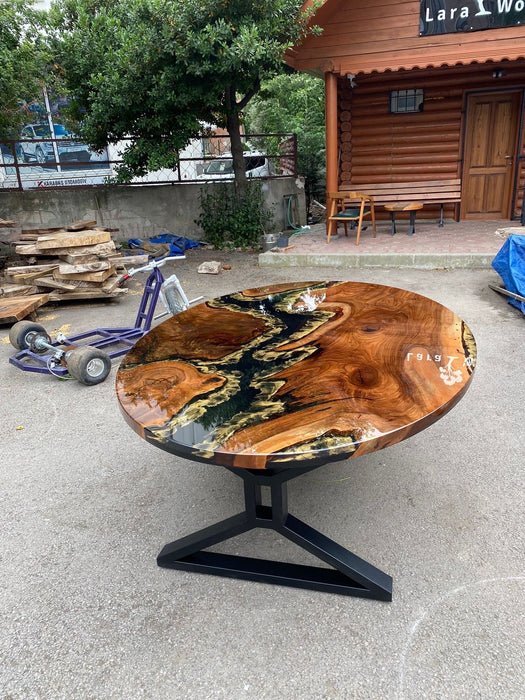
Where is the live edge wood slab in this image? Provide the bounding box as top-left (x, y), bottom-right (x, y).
top-left (116, 281), bottom-right (477, 471)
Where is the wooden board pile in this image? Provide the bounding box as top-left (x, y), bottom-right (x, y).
top-left (0, 220), bottom-right (147, 323)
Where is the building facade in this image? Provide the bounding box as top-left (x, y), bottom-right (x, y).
top-left (287, 0), bottom-right (525, 221)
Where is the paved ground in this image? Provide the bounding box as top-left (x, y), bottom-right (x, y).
top-left (1, 249), bottom-right (523, 699)
top-left (259, 219), bottom-right (520, 269)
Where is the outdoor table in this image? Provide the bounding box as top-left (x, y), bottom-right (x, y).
top-left (116, 281), bottom-right (476, 600)
top-left (384, 201), bottom-right (424, 236)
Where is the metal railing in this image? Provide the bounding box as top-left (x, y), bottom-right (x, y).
top-left (0, 133), bottom-right (297, 191)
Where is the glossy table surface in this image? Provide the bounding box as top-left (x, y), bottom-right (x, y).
top-left (383, 202), bottom-right (424, 211)
top-left (116, 281), bottom-right (477, 471)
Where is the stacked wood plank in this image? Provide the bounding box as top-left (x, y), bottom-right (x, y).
top-left (0, 294), bottom-right (52, 323)
top-left (0, 220), bottom-right (147, 323)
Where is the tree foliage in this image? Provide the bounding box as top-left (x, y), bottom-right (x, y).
top-left (0, 0), bottom-right (48, 140)
top-left (196, 180), bottom-right (274, 249)
top-left (244, 72), bottom-right (325, 206)
top-left (47, 0), bottom-right (320, 185)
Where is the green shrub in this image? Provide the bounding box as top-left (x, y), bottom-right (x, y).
top-left (196, 181), bottom-right (274, 250)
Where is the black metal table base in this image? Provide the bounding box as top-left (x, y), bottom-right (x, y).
top-left (157, 466), bottom-right (393, 600)
top-left (390, 211), bottom-right (417, 236)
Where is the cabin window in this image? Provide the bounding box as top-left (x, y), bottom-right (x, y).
top-left (390, 89), bottom-right (424, 114)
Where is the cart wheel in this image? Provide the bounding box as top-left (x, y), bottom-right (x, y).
top-left (29, 330), bottom-right (53, 354)
top-left (66, 346), bottom-right (111, 385)
top-left (9, 321), bottom-right (47, 350)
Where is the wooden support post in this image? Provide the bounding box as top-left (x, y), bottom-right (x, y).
top-left (325, 72), bottom-right (339, 236)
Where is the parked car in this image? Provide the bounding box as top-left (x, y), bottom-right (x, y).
top-left (198, 151), bottom-right (275, 180)
top-left (16, 123), bottom-right (91, 164)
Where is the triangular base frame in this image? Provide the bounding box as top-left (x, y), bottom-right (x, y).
top-left (157, 465), bottom-right (392, 601)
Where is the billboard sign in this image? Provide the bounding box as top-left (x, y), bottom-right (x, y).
top-left (420, 0), bottom-right (525, 36)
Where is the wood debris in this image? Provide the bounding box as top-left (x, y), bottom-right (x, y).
top-left (0, 219), bottom-right (147, 323)
top-left (0, 283), bottom-right (38, 298)
top-left (0, 294), bottom-right (50, 323)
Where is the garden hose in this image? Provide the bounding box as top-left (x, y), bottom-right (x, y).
top-left (284, 194), bottom-right (310, 238)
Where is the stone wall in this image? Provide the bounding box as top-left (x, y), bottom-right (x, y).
top-left (0, 178), bottom-right (306, 243)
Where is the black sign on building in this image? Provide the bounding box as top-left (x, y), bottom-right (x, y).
top-left (420, 0), bottom-right (525, 35)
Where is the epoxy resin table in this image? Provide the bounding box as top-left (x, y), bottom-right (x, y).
top-left (116, 281), bottom-right (476, 600)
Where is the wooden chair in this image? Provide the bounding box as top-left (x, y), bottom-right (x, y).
top-left (327, 191), bottom-right (376, 245)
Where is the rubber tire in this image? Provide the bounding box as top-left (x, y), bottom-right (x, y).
top-left (9, 321), bottom-right (47, 350)
top-left (66, 346), bottom-right (111, 385)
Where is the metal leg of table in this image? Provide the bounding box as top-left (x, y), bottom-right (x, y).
top-left (390, 212), bottom-right (396, 236)
top-left (408, 211), bottom-right (417, 236)
top-left (157, 466), bottom-right (393, 600)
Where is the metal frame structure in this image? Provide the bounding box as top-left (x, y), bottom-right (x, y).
top-left (157, 465), bottom-right (393, 600)
top-left (9, 256), bottom-right (196, 378)
top-left (0, 133), bottom-right (297, 191)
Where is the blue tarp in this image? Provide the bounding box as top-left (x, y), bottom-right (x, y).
top-left (150, 234), bottom-right (203, 253)
top-left (128, 234), bottom-right (203, 256)
top-left (491, 233), bottom-right (525, 314)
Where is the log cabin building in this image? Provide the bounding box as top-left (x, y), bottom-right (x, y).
top-left (286, 0), bottom-right (525, 224)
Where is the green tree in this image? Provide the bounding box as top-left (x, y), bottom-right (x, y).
top-left (0, 0), bottom-right (48, 140)
top-left (245, 72), bottom-right (325, 211)
top-left (47, 0), bottom-right (320, 190)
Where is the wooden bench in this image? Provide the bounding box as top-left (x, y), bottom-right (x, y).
top-left (353, 179), bottom-right (461, 226)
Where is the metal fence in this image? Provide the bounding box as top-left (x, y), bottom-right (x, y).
top-left (0, 133), bottom-right (297, 191)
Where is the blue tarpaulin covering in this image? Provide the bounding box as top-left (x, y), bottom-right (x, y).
top-left (150, 234), bottom-right (203, 253)
top-left (491, 233), bottom-right (525, 314)
top-left (128, 234), bottom-right (203, 256)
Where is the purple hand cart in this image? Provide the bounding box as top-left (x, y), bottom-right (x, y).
top-left (8, 255), bottom-right (203, 385)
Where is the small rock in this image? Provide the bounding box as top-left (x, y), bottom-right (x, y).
top-left (197, 260), bottom-right (222, 274)
top-left (222, 264), bottom-right (232, 270)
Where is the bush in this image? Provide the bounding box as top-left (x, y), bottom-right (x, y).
top-left (196, 180), bottom-right (274, 250)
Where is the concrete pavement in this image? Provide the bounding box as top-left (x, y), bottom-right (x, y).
top-left (259, 220), bottom-right (520, 269)
top-left (1, 249), bottom-right (523, 699)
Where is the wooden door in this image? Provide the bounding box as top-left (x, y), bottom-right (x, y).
top-left (462, 92), bottom-right (522, 220)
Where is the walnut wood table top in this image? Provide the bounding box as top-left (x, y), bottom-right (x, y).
top-left (383, 202), bottom-right (424, 212)
top-left (116, 281), bottom-right (476, 471)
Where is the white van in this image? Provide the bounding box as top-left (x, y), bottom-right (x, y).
top-left (198, 151), bottom-right (275, 180)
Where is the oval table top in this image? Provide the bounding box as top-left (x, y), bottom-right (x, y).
top-left (383, 202), bottom-right (424, 212)
top-left (116, 281), bottom-right (476, 470)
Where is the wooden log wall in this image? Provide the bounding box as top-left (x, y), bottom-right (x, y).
top-left (338, 62), bottom-right (525, 221)
top-left (288, 1), bottom-right (525, 80)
